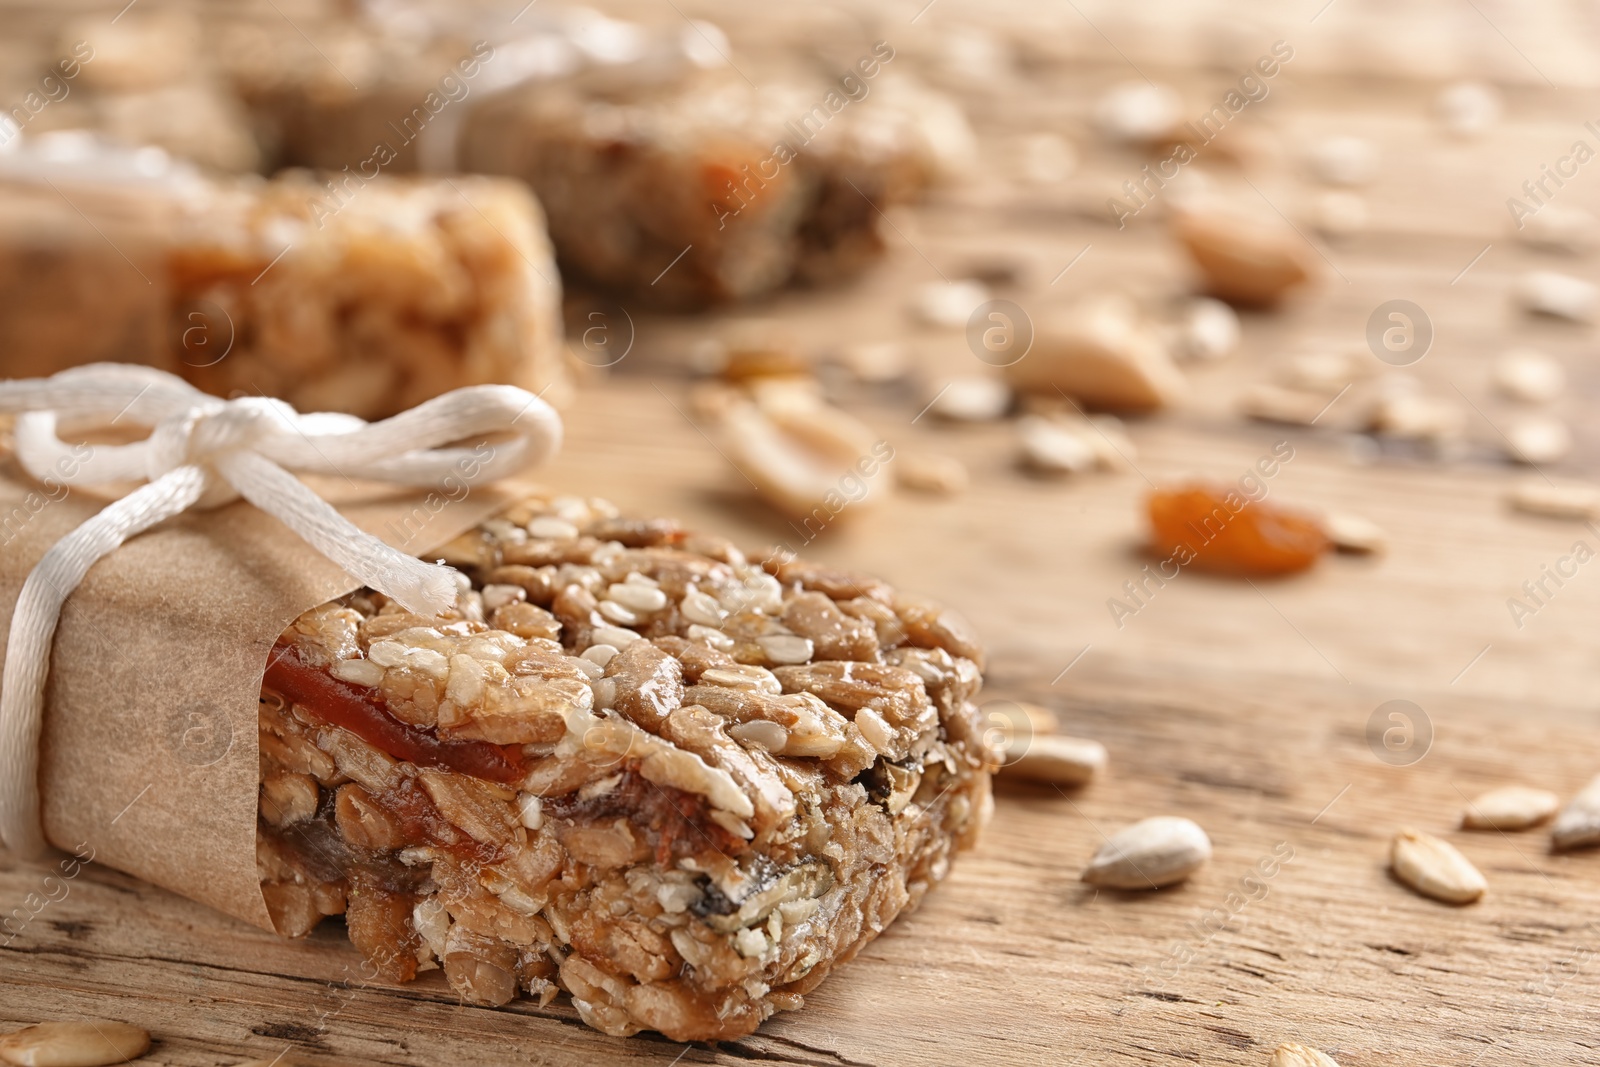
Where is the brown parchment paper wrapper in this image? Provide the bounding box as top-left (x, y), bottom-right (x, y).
top-left (0, 450), bottom-right (528, 932)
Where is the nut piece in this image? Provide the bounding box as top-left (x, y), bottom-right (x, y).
top-left (717, 396), bottom-right (886, 520)
top-left (1171, 206), bottom-right (1315, 307)
top-left (1322, 512), bottom-right (1386, 555)
top-left (895, 453), bottom-right (969, 495)
top-left (1269, 1042), bottom-right (1341, 1067)
top-left (1389, 828), bottom-right (1486, 903)
top-left (1505, 415), bottom-right (1572, 465)
top-left (1461, 785), bottom-right (1560, 831)
top-left (1082, 816), bottom-right (1211, 889)
top-left (1492, 348), bottom-right (1565, 403)
top-left (1516, 271), bottom-right (1596, 322)
top-left (0, 1020), bottom-right (151, 1066)
top-left (1005, 295), bottom-right (1186, 412)
top-left (1552, 774), bottom-right (1600, 851)
top-left (1507, 477), bottom-right (1600, 519)
top-left (998, 733), bottom-right (1107, 785)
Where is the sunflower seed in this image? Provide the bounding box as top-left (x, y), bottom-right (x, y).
top-left (1505, 415), bottom-right (1572, 465)
top-left (0, 1021), bottom-right (151, 1067)
top-left (910, 279), bottom-right (989, 329)
top-left (1437, 80), bottom-right (1500, 137)
top-left (1240, 384), bottom-right (1333, 427)
top-left (1018, 416), bottom-right (1097, 475)
top-left (1492, 348), bottom-right (1566, 403)
top-left (1306, 134), bottom-right (1377, 187)
top-left (931, 376), bottom-right (1011, 421)
top-left (1323, 512), bottom-right (1387, 555)
top-left (1462, 785), bottom-right (1559, 831)
top-left (1517, 204), bottom-right (1599, 254)
top-left (1507, 477), bottom-right (1600, 520)
top-left (1516, 271), bottom-right (1596, 322)
top-left (1269, 1042), bottom-right (1341, 1067)
top-left (895, 453), bottom-right (969, 495)
top-left (1552, 774), bottom-right (1600, 851)
top-left (1082, 816), bottom-right (1210, 889)
top-left (999, 733), bottom-right (1106, 785)
top-left (1390, 828), bottom-right (1486, 903)
top-left (1093, 81), bottom-right (1182, 144)
top-left (1179, 298), bottom-right (1240, 361)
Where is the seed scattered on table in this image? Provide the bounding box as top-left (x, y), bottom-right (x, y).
top-left (1322, 512), bottom-right (1387, 555)
top-left (1269, 1041), bottom-right (1341, 1067)
top-left (1082, 816), bottom-right (1210, 889)
top-left (1507, 477), bottom-right (1600, 520)
top-left (1239, 383), bottom-right (1335, 427)
top-left (997, 733), bottom-right (1106, 786)
top-left (1492, 348), bottom-right (1566, 403)
top-left (1390, 828), bottom-right (1487, 904)
top-left (1551, 774), bottom-right (1600, 851)
top-left (1018, 415), bottom-right (1097, 475)
top-left (895, 453), bottom-right (969, 495)
top-left (1516, 270), bottom-right (1596, 322)
top-left (1504, 414), bottom-right (1572, 465)
top-left (1462, 785), bottom-right (1560, 831)
top-left (0, 1020), bottom-right (150, 1067)
top-left (930, 375), bottom-right (1011, 421)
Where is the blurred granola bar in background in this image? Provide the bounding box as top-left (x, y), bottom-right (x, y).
top-left (0, 134), bottom-right (569, 419)
top-left (215, 4), bottom-right (974, 307)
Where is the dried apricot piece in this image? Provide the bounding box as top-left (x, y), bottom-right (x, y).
top-left (1147, 483), bottom-right (1328, 576)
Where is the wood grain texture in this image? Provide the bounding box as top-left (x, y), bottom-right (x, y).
top-left (8, 2), bottom-right (1600, 1063)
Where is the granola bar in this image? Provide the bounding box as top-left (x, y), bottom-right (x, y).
top-left (0, 135), bottom-right (569, 419)
top-left (460, 67), bottom-right (968, 307)
top-left (223, 7), bottom-right (971, 306)
top-left (256, 493), bottom-right (993, 1040)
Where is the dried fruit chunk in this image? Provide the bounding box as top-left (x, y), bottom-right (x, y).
top-left (1147, 484), bottom-right (1328, 576)
top-left (1390, 828), bottom-right (1486, 904)
top-left (0, 1020), bottom-right (150, 1067)
top-left (1082, 816), bottom-right (1210, 889)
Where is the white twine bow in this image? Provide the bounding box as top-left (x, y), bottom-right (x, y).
top-left (0, 363), bottom-right (562, 859)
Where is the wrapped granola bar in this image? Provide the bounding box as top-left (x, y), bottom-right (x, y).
top-left (0, 372), bottom-right (993, 1043)
top-left (0, 134), bottom-right (569, 419)
top-left (258, 493), bottom-right (994, 1039)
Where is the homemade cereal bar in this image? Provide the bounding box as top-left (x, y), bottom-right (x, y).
top-left (459, 67), bottom-right (970, 307)
top-left (256, 493), bottom-right (993, 1040)
top-left (225, 7), bottom-right (971, 306)
top-left (0, 136), bottom-right (568, 419)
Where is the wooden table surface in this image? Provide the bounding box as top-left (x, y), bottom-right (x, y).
top-left (7, 2), bottom-right (1600, 1063)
